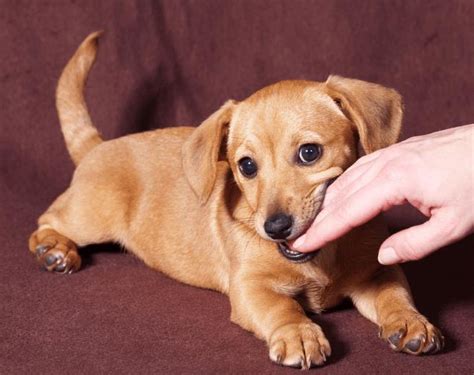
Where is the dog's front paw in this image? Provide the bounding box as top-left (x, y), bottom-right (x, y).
top-left (379, 310), bottom-right (444, 355)
top-left (29, 229), bottom-right (81, 274)
top-left (269, 322), bottom-right (331, 369)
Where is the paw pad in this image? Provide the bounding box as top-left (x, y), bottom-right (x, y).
top-left (380, 311), bottom-right (444, 355)
top-left (29, 230), bottom-right (81, 274)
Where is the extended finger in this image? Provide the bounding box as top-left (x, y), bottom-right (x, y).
top-left (294, 176), bottom-right (402, 252)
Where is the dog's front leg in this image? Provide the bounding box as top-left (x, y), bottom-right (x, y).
top-left (349, 265), bottom-right (444, 355)
top-left (229, 278), bottom-right (331, 369)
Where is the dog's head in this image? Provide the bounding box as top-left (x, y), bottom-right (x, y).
top-left (183, 76), bottom-right (402, 259)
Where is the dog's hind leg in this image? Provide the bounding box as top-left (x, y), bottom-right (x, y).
top-left (28, 184), bottom-right (118, 274)
top-left (29, 190), bottom-right (82, 274)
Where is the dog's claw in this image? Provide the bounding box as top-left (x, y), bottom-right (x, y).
top-left (423, 337), bottom-right (437, 353)
top-left (269, 322), bottom-right (330, 369)
top-left (55, 262), bottom-right (66, 272)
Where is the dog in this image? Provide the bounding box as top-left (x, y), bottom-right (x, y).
top-left (29, 32), bottom-right (444, 369)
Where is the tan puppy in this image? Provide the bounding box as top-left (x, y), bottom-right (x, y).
top-left (29, 32), bottom-right (444, 369)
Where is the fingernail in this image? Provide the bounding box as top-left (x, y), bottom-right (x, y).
top-left (378, 247), bottom-right (400, 265)
top-left (293, 234), bottom-right (306, 250)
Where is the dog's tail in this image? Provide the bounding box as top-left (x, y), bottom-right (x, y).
top-left (56, 31), bottom-right (104, 166)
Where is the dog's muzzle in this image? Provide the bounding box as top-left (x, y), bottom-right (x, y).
top-left (277, 242), bottom-right (316, 263)
top-left (272, 167), bottom-right (342, 264)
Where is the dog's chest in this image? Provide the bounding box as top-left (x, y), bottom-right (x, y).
top-left (297, 259), bottom-right (341, 313)
top-left (298, 275), bottom-right (339, 313)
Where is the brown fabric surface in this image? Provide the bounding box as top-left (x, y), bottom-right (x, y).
top-left (1, 1), bottom-right (473, 373)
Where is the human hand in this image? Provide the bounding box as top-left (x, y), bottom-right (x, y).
top-left (291, 124), bottom-right (474, 265)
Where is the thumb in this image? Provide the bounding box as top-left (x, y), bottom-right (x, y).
top-left (378, 212), bottom-right (456, 265)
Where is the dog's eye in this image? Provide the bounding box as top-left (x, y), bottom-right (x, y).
top-left (238, 157), bottom-right (258, 178)
top-left (298, 144), bottom-right (322, 165)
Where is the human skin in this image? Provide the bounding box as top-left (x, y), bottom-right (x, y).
top-left (291, 124), bottom-right (474, 265)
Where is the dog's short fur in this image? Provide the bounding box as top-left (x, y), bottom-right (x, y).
top-left (29, 32), bottom-right (444, 369)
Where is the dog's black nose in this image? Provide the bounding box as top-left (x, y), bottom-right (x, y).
top-left (264, 213), bottom-right (293, 240)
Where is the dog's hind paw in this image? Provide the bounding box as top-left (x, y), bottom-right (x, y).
top-left (29, 229), bottom-right (81, 274)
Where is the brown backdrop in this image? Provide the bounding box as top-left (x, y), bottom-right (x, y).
top-left (1, 1), bottom-right (473, 373)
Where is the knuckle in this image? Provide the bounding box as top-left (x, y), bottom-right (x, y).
top-left (436, 211), bottom-right (462, 241)
top-left (379, 145), bottom-right (403, 161)
top-left (379, 167), bottom-right (403, 183)
top-left (380, 146), bottom-right (423, 172)
top-left (333, 206), bottom-right (356, 229)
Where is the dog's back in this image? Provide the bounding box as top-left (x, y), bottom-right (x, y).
top-left (35, 32), bottom-right (234, 290)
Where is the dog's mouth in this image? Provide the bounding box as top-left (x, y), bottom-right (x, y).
top-left (277, 242), bottom-right (316, 263)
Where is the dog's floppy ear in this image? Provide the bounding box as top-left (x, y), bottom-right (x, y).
top-left (325, 75), bottom-right (403, 154)
top-left (182, 100), bottom-right (236, 204)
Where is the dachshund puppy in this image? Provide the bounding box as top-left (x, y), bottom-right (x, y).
top-left (29, 32), bottom-right (443, 369)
